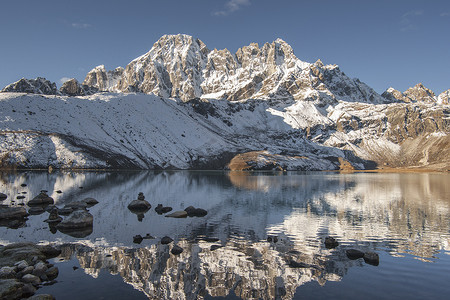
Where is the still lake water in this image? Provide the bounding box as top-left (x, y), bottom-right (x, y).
top-left (0, 170), bottom-right (449, 299)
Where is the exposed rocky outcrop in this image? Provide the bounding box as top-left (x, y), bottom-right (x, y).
top-left (1, 77), bottom-right (57, 95)
top-left (381, 83), bottom-right (438, 104)
top-left (59, 78), bottom-right (98, 96)
top-left (82, 65), bottom-right (123, 91)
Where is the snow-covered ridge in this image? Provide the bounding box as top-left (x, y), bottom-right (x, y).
top-left (0, 91), bottom-right (448, 170)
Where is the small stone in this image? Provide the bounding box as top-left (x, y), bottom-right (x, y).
top-left (324, 236), bottom-right (339, 249)
top-left (0, 266), bottom-right (17, 279)
top-left (17, 195), bottom-right (26, 199)
top-left (346, 249), bottom-right (365, 260)
top-left (267, 235), bottom-right (278, 243)
top-left (0, 193), bottom-right (7, 200)
top-left (21, 274), bottom-right (41, 285)
top-left (82, 197), bottom-right (99, 206)
top-left (20, 266), bottom-right (34, 276)
top-left (21, 283), bottom-right (36, 297)
top-left (55, 190), bottom-right (62, 194)
top-left (161, 236), bottom-right (173, 245)
top-left (143, 234), bottom-right (154, 239)
top-left (128, 199), bottom-right (151, 211)
top-left (15, 260), bottom-right (29, 271)
top-left (171, 245), bottom-right (183, 255)
top-left (137, 192), bottom-right (145, 200)
top-left (184, 206), bottom-right (207, 217)
top-left (133, 235), bottom-right (143, 244)
top-left (165, 211), bottom-right (188, 218)
top-left (21, 184), bottom-right (27, 187)
top-left (363, 252), bottom-right (380, 266)
top-left (32, 262), bottom-right (47, 277)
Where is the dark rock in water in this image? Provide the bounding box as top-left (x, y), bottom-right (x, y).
top-left (324, 236), bottom-right (339, 249)
top-left (28, 192), bottom-right (54, 206)
top-left (363, 252), bottom-right (380, 266)
top-left (0, 279), bottom-right (25, 300)
top-left (346, 249), bottom-right (365, 260)
top-left (16, 195), bottom-right (26, 200)
top-left (171, 245), bottom-right (183, 255)
top-left (57, 226), bottom-right (93, 238)
top-left (45, 266), bottom-right (58, 280)
top-left (142, 234), bottom-right (154, 240)
top-left (165, 211), bottom-right (188, 218)
top-left (57, 207), bottom-right (73, 216)
top-left (0, 206), bottom-right (29, 220)
top-left (55, 190), bottom-right (62, 194)
top-left (128, 194), bottom-right (151, 211)
top-left (82, 198), bottom-right (99, 206)
top-left (44, 209), bottom-right (62, 224)
top-left (56, 210), bottom-right (93, 230)
top-left (288, 260), bottom-right (310, 268)
top-left (64, 201), bottom-right (88, 211)
top-left (0, 193), bottom-right (7, 200)
top-left (210, 245), bottom-right (223, 251)
top-left (267, 235), bottom-right (278, 243)
top-left (28, 207), bottom-right (45, 215)
top-left (21, 184), bottom-right (27, 187)
top-left (161, 236), bottom-right (173, 245)
top-left (155, 204), bottom-right (173, 214)
top-left (133, 235), bottom-right (143, 244)
top-left (184, 206), bottom-right (208, 217)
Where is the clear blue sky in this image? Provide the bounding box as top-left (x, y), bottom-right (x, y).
top-left (0, 0), bottom-right (449, 94)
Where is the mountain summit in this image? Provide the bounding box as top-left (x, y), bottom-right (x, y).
top-left (83, 34), bottom-right (384, 104)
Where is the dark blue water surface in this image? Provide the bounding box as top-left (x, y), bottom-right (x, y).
top-left (1, 171), bottom-right (449, 299)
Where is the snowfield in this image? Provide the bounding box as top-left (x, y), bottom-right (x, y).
top-left (0, 92), bottom-right (448, 170)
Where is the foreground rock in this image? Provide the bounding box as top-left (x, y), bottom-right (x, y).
top-left (56, 210), bottom-right (93, 237)
top-left (184, 206), bottom-right (207, 217)
top-left (0, 206), bottom-right (28, 220)
top-left (28, 191), bottom-right (54, 206)
top-left (165, 211), bottom-right (188, 218)
top-left (324, 236), bottom-right (339, 249)
top-left (155, 204), bottom-right (173, 214)
top-left (0, 243), bottom-right (60, 299)
top-left (128, 193), bottom-right (151, 211)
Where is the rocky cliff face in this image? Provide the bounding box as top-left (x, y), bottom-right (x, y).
top-left (82, 65), bottom-right (124, 92)
top-left (382, 83), bottom-right (439, 104)
top-left (1, 77), bottom-right (57, 95)
top-left (96, 34), bottom-right (385, 104)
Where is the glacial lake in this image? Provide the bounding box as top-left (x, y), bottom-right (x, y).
top-left (1, 170), bottom-right (449, 299)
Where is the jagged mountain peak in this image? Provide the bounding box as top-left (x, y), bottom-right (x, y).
top-left (1, 77), bottom-right (57, 95)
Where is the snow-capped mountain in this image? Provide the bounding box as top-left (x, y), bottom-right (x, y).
top-left (108, 34), bottom-right (385, 104)
top-left (0, 34), bottom-right (449, 171)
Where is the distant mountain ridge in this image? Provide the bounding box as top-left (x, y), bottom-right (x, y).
top-left (0, 34), bottom-right (448, 171)
top-left (1, 34), bottom-right (448, 105)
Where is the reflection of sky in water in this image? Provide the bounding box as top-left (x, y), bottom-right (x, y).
top-left (0, 171), bottom-right (449, 299)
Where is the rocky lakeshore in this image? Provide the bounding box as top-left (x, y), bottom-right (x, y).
top-left (0, 243), bottom-right (60, 300)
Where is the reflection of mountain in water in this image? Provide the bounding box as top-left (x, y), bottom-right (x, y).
top-left (1, 171), bottom-right (449, 299)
